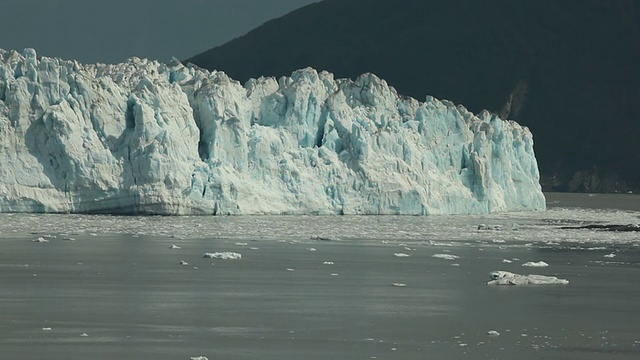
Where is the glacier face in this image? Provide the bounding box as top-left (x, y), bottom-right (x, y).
top-left (0, 48), bottom-right (545, 215)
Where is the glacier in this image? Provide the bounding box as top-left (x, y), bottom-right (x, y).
top-left (0, 48), bottom-right (545, 215)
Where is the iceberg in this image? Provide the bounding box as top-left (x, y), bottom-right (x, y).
top-left (487, 271), bottom-right (569, 285)
top-left (203, 252), bottom-right (242, 260)
top-left (0, 48), bottom-right (545, 215)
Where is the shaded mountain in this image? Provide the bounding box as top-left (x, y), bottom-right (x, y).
top-left (186, 0), bottom-right (640, 193)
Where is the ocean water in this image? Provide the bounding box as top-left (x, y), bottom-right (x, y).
top-left (0, 193), bottom-right (639, 359)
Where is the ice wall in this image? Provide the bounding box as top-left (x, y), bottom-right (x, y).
top-left (0, 49), bottom-right (545, 215)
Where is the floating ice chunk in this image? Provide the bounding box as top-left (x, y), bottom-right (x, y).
top-left (603, 253), bottom-right (616, 258)
top-left (392, 283), bottom-right (406, 287)
top-left (190, 357), bottom-right (209, 360)
top-left (235, 242), bottom-right (248, 246)
top-left (286, 268), bottom-right (295, 272)
top-left (323, 261), bottom-right (334, 265)
top-left (80, 332), bottom-right (88, 337)
top-left (308, 248), bottom-right (317, 252)
top-left (180, 260), bottom-right (189, 266)
top-left (502, 259), bottom-right (512, 263)
top-left (203, 252), bottom-right (242, 260)
top-left (394, 253), bottom-right (411, 258)
top-left (32, 237), bottom-right (49, 243)
top-left (487, 330), bottom-right (500, 336)
top-left (487, 271), bottom-right (569, 285)
top-left (42, 327), bottom-right (52, 331)
top-left (432, 254), bottom-right (459, 260)
top-left (169, 244), bottom-right (181, 249)
top-left (522, 261), bottom-right (549, 267)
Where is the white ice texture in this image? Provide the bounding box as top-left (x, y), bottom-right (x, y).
top-left (0, 49), bottom-right (545, 215)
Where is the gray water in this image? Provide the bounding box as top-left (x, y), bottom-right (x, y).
top-left (1, 194), bottom-right (640, 359)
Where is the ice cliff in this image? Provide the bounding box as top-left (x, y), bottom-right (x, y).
top-left (0, 49), bottom-right (545, 215)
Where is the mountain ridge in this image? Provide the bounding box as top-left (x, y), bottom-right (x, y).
top-left (186, 0), bottom-right (640, 193)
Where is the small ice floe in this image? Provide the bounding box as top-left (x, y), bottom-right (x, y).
top-left (190, 357), bottom-right (208, 360)
top-left (487, 271), bottom-right (569, 285)
top-left (492, 239), bottom-right (506, 243)
top-left (477, 224), bottom-right (502, 231)
top-left (179, 260), bottom-right (189, 266)
top-left (522, 261), bottom-right (549, 267)
top-left (487, 330), bottom-right (500, 336)
top-left (63, 237), bottom-right (76, 241)
top-left (169, 244), bottom-right (181, 249)
top-left (432, 254), bottom-right (459, 260)
top-left (603, 253), bottom-right (616, 258)
top-left (80, 332), bottom-right (89, 337)
top-left (502, 259), bottom-right (513, 263)
top-left (32, 237), bottom-right (49, 243)
top-left (286, 268), bottom-right (295, 272)
top-left (392, 283), bottom-right (406, 287)
top-left (235, 242), bottom-right (248, 246)
top-left (42, 327), bottom-right (52, 331)
top-left (394, 253), bottom-right (411, 258)
top-left (203, 252), bottom-right (242, 260)
top-left (308, 247), bottom-right (317, 252)
top-left (323, 261), bottom-right (334, 265)
top-left (330, 273), bottom-right (339, 276)
top-left (451, 263), bottom-right (460, 267)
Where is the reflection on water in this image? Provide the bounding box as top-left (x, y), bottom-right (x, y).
top-left (0, 193), bottom-right (639, 359)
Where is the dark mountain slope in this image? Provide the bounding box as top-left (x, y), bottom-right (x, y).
top-left (187, 0), bottom-right (640, 192)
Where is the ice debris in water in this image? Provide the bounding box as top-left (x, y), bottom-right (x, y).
top-left (522, 261), bottom-right (549, 267)
top-left (190, 357), bottom-right (208, 360)
top-left (487, 330), bottom-right (500, 336)
top-left (394, 253), bottom-right (411, 258)
top-left (169, 244), bottom-right (181, 249)
top-left (603, 253), bottom-right (616, 258)
top-left (487, 271), bottom-right (569, 285)
top-left (392, 283), bottom-right (407, 287)
top-left (180, 261), bottom-right (189, 266)
top-left (502, 259), bottom-right (513, 263)
top-left (32, 237), bottom-right (49, 243)
top-left (432, 254), bottom-right (459, 260)
top-left (477, 224), bottom-right (503, 231)
top-left (203, 252), bottom-right (242, 260)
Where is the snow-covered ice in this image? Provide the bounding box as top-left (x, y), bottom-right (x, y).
top-left (203, 252), bottom-right (242, 260)
top-left (487, 271), bottom-right (569, 285)
top-left (0, 48), bottom-right (545, 215)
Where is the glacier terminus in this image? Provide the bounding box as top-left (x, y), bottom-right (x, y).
top-left (0, 49), bottom-right (545, 215)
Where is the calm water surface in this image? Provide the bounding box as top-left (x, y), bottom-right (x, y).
top-left (0, 193), bottom-right (639, 359)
